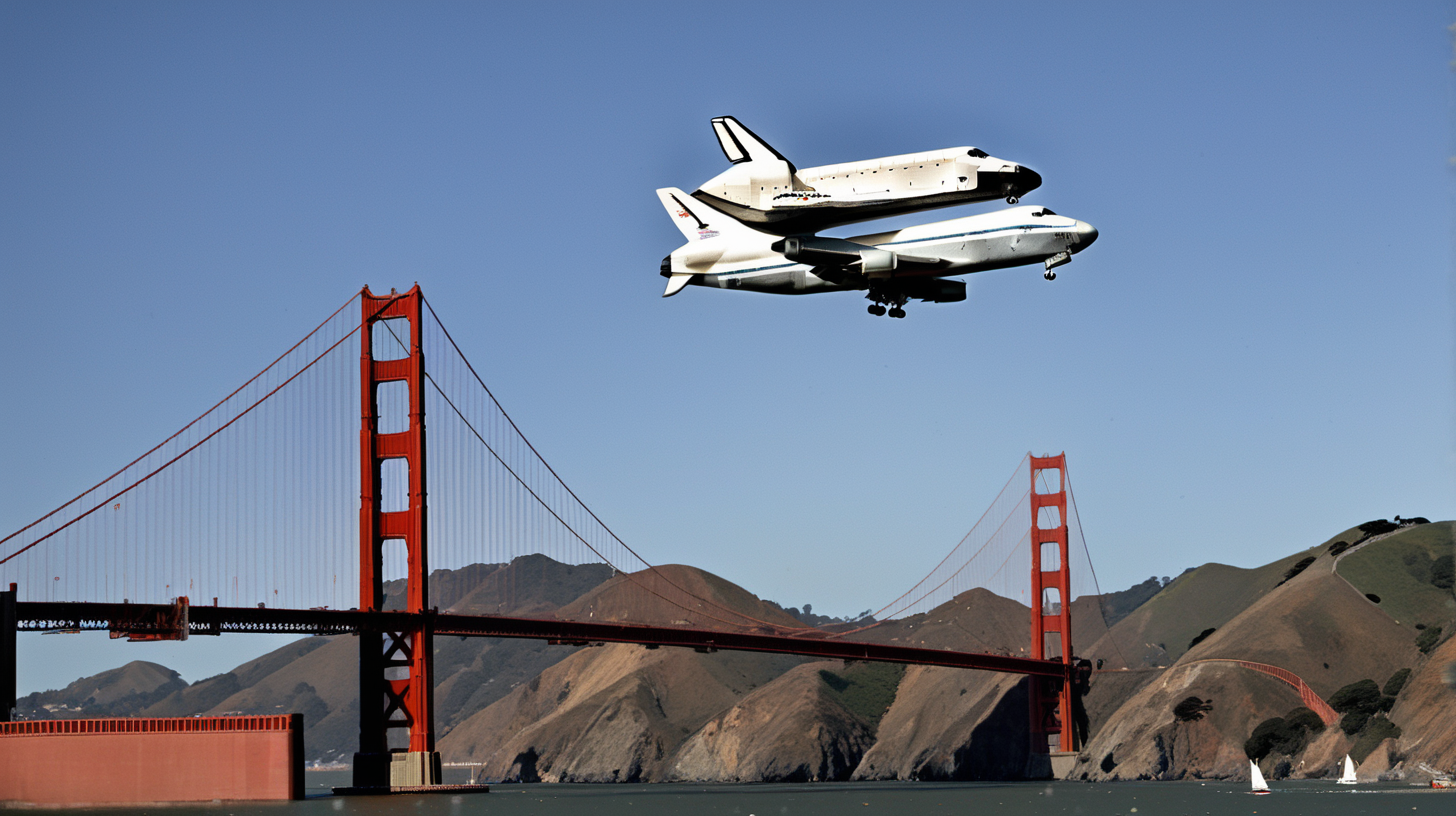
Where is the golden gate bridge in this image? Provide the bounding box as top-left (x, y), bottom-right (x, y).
top-left (0, 285), bottom-right (1108, 790)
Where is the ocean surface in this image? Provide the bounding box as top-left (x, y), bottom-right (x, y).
top-left (22, 772), bottom-right (1446, 816)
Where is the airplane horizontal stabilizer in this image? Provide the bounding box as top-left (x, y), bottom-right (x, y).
top-left (663, 274), bottom-right (694, 297)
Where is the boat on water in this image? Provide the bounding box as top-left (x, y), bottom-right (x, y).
top-left (1433, 774), bottom-right (1453, 790)
top-left (1249, 760), bottom-right (1271, 795)
top-left (1337, 754), bottom-right (1358, 785)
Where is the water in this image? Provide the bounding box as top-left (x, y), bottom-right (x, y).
top-left (21, 774), bottom-right (1446, 815)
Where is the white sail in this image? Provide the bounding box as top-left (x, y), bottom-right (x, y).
top-left (1338, 754), bottom-right (1358, 785)
top-left (1251, 760), bottom-right (1270, 792)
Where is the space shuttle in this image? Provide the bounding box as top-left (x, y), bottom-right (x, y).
top-left (689, 117), bottom-right (1043, 235)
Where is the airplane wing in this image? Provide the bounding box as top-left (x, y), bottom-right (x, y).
top-left (712, 116), bottom-right (795, 170)
top-left (770, 236), bottom-right (950, 275)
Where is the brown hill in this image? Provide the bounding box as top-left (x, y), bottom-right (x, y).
top-left (557, 563), bottom-right (805, 631)
top-left (1073, 534), bottom-right (1424, 781)
top-left (846, 587), bottom-right (1031, 654)
top-left (1386, 632), bottom-right (1456, 776)
top-left (438, 563), bottom-right (816, 780)
top-left (1083, 534), bottom-right (1348, 670)
top-left (854, 667), bottom-right (1031, 780)
top-left (15, 660), bottom-right (186, 719)
top-left (140, 554), bottom-right (612, 762)
top-left (667, 661), bottom-right (875, 782)
top-left (438, 642), bottom-right (804, 781)
top-left (843, 589), bottom-right (1039, 780)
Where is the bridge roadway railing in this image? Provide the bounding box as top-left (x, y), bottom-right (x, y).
top-left (15, 601), bottom-right (1069, 679)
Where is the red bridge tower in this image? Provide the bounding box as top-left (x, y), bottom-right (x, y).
top-left (1029, 454), bottom-right (1076, 755)
top-left (354, 285), bottom-right (440, 788)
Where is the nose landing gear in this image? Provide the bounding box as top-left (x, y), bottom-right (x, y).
top-left (868, 304), bottom-right (886, 316)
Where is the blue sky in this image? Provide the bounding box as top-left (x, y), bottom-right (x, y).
top-left (2, 2), bottom-right (1452, 694)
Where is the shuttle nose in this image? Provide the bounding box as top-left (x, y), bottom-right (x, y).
top-left (1073, 220), bottom-right (1098, 249)
top-left (1016, 165), bottom-right (1042, 195)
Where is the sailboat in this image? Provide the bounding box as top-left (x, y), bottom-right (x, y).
top-left (1337, 754), bottom-right (1358, 785)
top-left (1250, 760), bottom-right (1271, 795)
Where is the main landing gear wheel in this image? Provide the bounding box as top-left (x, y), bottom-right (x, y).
top-left (1006, 195), bottom-right (1020, 204)
top-left (868, 304), bottom-right (886, 316)
top-left (1043, 270), bottom-right (1056, 281)
top-left (888, 307), bottom-right (906, 319)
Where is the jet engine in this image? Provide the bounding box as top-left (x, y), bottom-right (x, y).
top-left (903, 278), bottom-right (966, 303)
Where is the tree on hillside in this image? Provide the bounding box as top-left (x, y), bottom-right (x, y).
top-left (1244, 708), bottom-right (1323, 761)
top-left (1172, 696), bottom-right (1213, 722)
top-left (1417, 626), bottom-right (1444, 654)
top-left (1277, 556), bottom-right (1317, 586)
top-left (1187, 627), bottom-right (1217, 651)
top-left (1432, 554), bottom-right (1454, 590)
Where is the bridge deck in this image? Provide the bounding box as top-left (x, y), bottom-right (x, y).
top-left (15, 601), bottom-right (1068, 678)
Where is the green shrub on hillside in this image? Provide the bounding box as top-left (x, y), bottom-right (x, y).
top-left (1380, 670), bottom-right (1415, 693)
top-left (1187, 627), bottom-right (1217, 651)
top-left (1245, 707), bottom-right (1323, 760)
top-left (1341, 710), bottom-right (1371, 735)
top-left (1277, 556), bottom-right (1318, 586)
top-left (1330, 679), bottom-right (1384, 735)
top-left (1327, 540), bottom-right (1351, 557)
top-left (1417, 626), bottom-right (1444, 654)
top-left (817, 662), bottom-right (905, 732)
top-left (1433, 555), bottom-right (1454, 591)
top-left (1283, 707), bottom-right (1326, 733)
top-left (1173, 696), bottom-right (1213, 722)
top-left (1350, 714), bottom-right (1402, 764)
top-left (1329, 679), bottom-right (1381, 713)
top-left (1358, 520), bottom-right (1398, 536)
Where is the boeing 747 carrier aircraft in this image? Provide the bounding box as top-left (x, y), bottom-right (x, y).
top-left (658, 187), bottom-right (1097, 318)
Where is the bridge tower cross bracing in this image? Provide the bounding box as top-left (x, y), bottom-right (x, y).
top-left (1028, 454), bottom-right (1075, 754)
top-left (354, 285), bottom-right (441, 788)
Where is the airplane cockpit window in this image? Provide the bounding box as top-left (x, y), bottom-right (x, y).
top-left (967, 148), bottom-right (989, 158)
top-left (1030, 207), bottom-right (1056, 217)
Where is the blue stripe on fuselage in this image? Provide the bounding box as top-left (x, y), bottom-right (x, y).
top-left (712, 224), bottom-right (1063, 278)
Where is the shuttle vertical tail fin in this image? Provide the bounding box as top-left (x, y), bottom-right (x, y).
top-left (711, 116), bottom-right (794, 169)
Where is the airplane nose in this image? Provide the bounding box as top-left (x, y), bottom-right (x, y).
top-left (1074, 220), bottom-right (1098, 248)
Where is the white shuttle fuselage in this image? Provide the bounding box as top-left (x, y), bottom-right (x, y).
top-left (691, 117), bottom-right (1042, 235)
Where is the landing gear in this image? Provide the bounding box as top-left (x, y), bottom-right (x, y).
top-left (866, 289), bottom-right (909, 318)
top-left (1043, 250), bottom-right (1070, 282)
top-left (1007, 195), bottom-right (1020, 204)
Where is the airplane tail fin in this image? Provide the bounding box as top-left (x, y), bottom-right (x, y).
top-left (711, 116), bottom-right (794, 169)
top-left (655, 187), bottom-right (761, 242)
